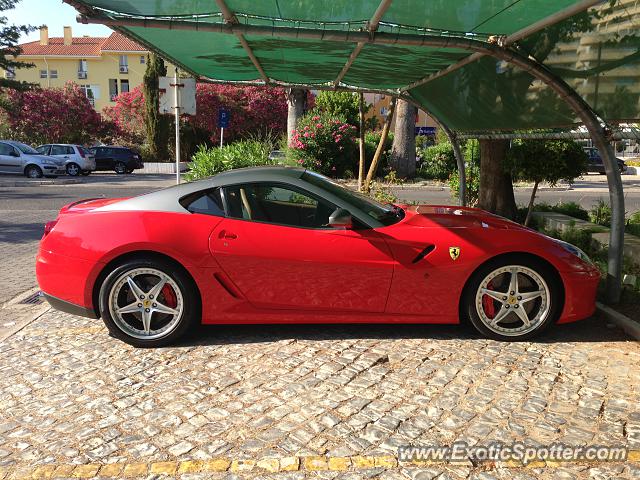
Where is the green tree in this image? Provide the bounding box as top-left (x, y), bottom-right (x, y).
top-left (0, 0), bottom-right (35, 90)
top-left (314, 90), bottom-right (377, 132)
top-left (507, 139), bottom-right (588, 225)
top-left (143, 53), bottom-right (169, 160)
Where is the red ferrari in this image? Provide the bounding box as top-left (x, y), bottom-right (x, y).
top-left (36, 167), bottom-right (599, 347)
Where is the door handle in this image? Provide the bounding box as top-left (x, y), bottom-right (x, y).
top-left (218, 230), bottom-right (237, 240)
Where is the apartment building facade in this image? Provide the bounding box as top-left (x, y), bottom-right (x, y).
top-left (2, 26), bottom-right (152, 112)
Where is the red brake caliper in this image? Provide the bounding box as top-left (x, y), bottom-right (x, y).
top-left (482, 280), bottom-right (496, 319)
top-left (160, 284), bottom-right (177, 309)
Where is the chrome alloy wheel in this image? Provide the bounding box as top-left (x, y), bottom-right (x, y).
top-left (474, 265), bottom-right (550, 337)
top-left (108, 268), bottom-right (184, 340)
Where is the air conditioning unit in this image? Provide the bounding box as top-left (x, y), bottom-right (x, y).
top-left (77, 71), bottom-right (88, 79)
top-left (119, 65), bottom-right (128, 74)
top-left (5, 70), bottom-right (15, 79)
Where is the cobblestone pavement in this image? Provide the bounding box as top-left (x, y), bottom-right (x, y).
top-left (0, 308), bottom-right (638, 479)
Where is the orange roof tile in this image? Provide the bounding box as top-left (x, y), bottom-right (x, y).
top-left (17, 32), bottom-right (146, 57)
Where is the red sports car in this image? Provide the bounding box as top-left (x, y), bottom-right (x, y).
top-left (36, 167), bottom-right (599, 347)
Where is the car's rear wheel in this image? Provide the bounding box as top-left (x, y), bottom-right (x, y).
top-left (66, 163), bottom-right (81, 176)
top-left (114, 162), bottom-right (127, 174)
top-left (462, 257), bottom-right (561, 341)
top-left (126, 168), bottom-right (134, 174)
top-left (98, 258), bottom-right (199, 347)
top-left (25, 165), bottom-right (43, 178)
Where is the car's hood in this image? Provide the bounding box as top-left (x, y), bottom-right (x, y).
top-left (402, 205), bottom-right (528, 230)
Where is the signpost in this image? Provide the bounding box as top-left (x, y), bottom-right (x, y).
top-left (159, 73), bottom-right (196, 184)
top-left (218, 108), bottom-right (230, 148)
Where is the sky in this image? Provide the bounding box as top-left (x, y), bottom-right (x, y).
top-left (5, 0), bottom-right (112, 43)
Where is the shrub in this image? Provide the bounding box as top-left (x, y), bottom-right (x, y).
top-left (533, 201), bottom-right (590, 221)
top-left (364, 130), bottom-right (394, 175)
top-left (185, 139), bottom-right (275, 181)
top-left (589, 199), bottom-right (612, 227)
top-left (287, 109), bottom-right (357, 176)
top-left (419, 142), bottom-right (456, 180)
top-left (449, 139), bottom-right (480, 206)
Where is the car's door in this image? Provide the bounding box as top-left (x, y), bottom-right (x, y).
top-left (92, 147), bottom-right (109, 170)
top-left (0, 143), bottom-right (21, 174)
top-left (209, 182), bottom-right (394, 312)
top-left (50, 145), bottom-right (74, 166)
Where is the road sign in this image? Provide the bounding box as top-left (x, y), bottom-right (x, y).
top-left (159, 77), bottom-right (196, 115)
top-left (415, 126), bottom-right (436, 136)
top-left (218, 108), bottom-right (231, 128)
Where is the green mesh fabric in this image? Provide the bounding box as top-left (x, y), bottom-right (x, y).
top-left (71, 0), bottom-right (640, 130)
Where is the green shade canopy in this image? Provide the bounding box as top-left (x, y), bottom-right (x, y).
top-left (68, 0), bottom-right (640, 131)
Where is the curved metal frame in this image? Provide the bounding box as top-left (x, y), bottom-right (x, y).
top-left (76, 14), bottom-right (625, 303)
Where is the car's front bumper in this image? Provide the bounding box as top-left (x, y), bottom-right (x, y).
top-left (557, 266), bottom-right (601, 323)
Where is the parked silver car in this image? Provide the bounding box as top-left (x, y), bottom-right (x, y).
top-left (36, 144), bottom-right (96, 176)
top-left (0, 140), bottom-right (65, 178)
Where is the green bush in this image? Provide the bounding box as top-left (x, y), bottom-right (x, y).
top-left (364, 130), bottom-right (394, 175)
top-left (185, 139), bottom-right (275, 181)
top-left (419, 142), bottom-right (457, 180)
top-left (449, 139), bottom-right (480, 206)
top-left (533, 201), bottom-right (590, 221)
top-left (589, 199), bottom-right (612, 227)
top-left (287, 109), bottom-right (357, 177)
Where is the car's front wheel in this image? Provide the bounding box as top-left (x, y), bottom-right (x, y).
top-left (114, 162), bottom-right (127, 174)
top-left (462, 257), bottom-right (561, 341)
top-left (98, 258), bottom-right (199, 347)
top-left (25, 165), bottom-right (43, 178)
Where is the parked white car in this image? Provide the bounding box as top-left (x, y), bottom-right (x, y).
top-left (0, 140), bottom-right (65, 178)
top-left (36, 144), bottom-right (96, 176)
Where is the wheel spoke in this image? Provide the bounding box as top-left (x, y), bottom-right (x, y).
top-left (519, 290), bottom-right (545, 302)
top-left (490, 305), bottom-right (511, 325)
top-left (117, 301), bottom-right (141, 315)
top-left (152, 301), bottom-right (178, 316)
top-left (481, 288), bottom-right (507, 303)
top-left (141, 309), bottom-right (152, 334)
top-left (513, 305), bottom-right (531, 327)
top-left (508, 268), bottom-right (519, 295)
top-left (147, 276), bottom-right (167, 299)
top-left (126, 276), bottom-right (145, 299)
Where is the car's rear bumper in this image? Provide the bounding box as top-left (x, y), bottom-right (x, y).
top-left (42, 293), bottom-right (98, 319)
top-left (557, 267), bottom-right (600, 323)
top-left (36, 249), bottom-right (99, 316)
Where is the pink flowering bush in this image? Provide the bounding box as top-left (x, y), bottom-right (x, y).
top-left (102, 86), bottom-right (145, 142)
top-left (288, 110), bottom-right (357, 177)
top-left (1, 82), bottom-right (112, 145)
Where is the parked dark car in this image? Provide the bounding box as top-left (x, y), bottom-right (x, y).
top-left (584, 147), bottom-right (626, 174)
top-left (88, 146), bottom-right (143, 174)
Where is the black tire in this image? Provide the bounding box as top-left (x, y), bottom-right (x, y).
top-left (461, 255), bottom-right (562, 341)
top-left (114, 162), bottom-right (127, 174)
top-left (125, 168), bottom-right (134, 174)
top-left (25, 165), bottom-right (43, 178)
top-left (98, 257), bottom-right (199, 347)
top-left (66, 163), bottom-right (81, 176)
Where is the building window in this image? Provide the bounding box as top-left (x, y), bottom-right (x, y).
top-left (119, 55), bottom-right (128, 73)
top-left (109, 78), bottom-right (118, 101)
top-left (121, 79), bottom-right (130, 94)
top-left (50, 70), bottom-right (58, 79)
top-left (78, 59), bottom-right (88, 78)
top-left (140, 55), bottom-right (146, 64)
top-left (5, 67), bottom-right (15, 79)
top-left (40, 70), bottom-right (48, 79)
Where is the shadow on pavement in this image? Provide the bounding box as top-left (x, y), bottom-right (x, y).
top-left (0, 221), bottom-right (45, 243)
top-left (179, 314), bottom-right (630, 347)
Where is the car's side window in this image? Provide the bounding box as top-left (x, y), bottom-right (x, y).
top-left (223, 183), bottom-right (334, 228)
top-left (36, 145), bottom-right (49, 155)
top-left (0, 143), bottom-right (13, 156)
top-left (180, 188), bottom-right (225, 217)
top-left (65, 146), bottom-right (75, 155)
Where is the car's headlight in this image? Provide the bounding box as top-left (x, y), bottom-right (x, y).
top-left (554, 239), bottom-right (593, 264)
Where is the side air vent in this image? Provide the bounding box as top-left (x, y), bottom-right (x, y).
top-left (412, 244), bottom-right (436, 264)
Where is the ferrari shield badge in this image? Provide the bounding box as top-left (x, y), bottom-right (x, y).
top-left (449, 246), bottom-right (461, 261)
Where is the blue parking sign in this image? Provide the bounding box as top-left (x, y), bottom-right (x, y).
top-left (218, 109), bottom-right (230, 128)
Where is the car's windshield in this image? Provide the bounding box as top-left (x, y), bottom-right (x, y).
top-left (302, 171), bottom-right (403, 226)
top-left (13, 142), bottom-right (39, 154)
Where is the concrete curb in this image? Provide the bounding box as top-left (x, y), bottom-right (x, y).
top-left (596, 301), bottom-right (640, 341)
top-left (0, 178), bottom-right (82, 187)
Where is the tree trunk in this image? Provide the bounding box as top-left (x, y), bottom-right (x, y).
top-left (390, 99), bottom-right (417, 178)
top-left (364, 97), bottom-right (396, 193)
top-left (143, 54), bottom-right (169, 161)
top-left (357, 92), bottom-right (366, 191)
top-left (478, 139), bottom-right (517, 219)
top-left (524, 180), bottom-right (539, 226)
top-left (286, 88), bottom-right (306, 146)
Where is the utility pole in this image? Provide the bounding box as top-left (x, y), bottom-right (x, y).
top-left (173, 67), bottom-right (181, 185)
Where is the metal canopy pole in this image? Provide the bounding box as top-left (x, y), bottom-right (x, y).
top-left (77, 12), bottom-right (626, 303)
top-left (333, 0), bottom-right (393, 87)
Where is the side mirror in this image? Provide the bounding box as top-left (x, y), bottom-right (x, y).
top-left (328, 208), bottom-right (353, 229)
